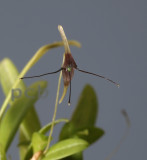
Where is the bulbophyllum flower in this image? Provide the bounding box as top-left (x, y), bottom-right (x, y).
top-left (21, 25), bottom-right (119, 105)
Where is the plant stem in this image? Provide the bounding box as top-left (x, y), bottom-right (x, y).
top-left (44, 54), bottom-right (65, 154)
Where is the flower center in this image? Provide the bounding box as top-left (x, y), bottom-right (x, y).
top-left (67, 66), bottom-right (72, 72)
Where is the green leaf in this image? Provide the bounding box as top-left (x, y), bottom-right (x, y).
top-left (32, 133), bottom-right (48, 153)
top-left (0, 58), bottom-right (42, 159)
top-left (59, 122), bottom-right (104, 145)
top-left (61, 152), bottom-right (83, 160)
top-left (59, 122), bottom-right (76, 140)
top-left (43, 138), bottom-right (89, 160)
top-left (71, 84), bottom-right (98, 128)
top-left (0, 145), bottom-right (6, 160)
top-left (19, 106), bottom-right (41, 141)
top-left (19, 100), bottom-right (41, 160)
top-left (22, 143), bottom-right (33, 160)
top-left (59, 84), bottom-right (99, 141)
top-left (0, 81), bottom-right (47, 151)
top-left (0, 58), bottom-right (26, 98)
top-left (76, 127), bottom-right (104, 145)
top-left (18, 130), bottom-right (31, 160)
top-left (59, 84), bottom-right (103, 160)
top-left (0, 59), bottom-right (41, 139)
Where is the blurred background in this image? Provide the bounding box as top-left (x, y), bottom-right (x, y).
top-left (0, 0), bottom-right (146, 160)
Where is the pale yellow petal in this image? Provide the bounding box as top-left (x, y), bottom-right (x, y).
top-left (58, 53), bottom-right (69, 104)
top-left (59, 85), bottom-right (68, 104)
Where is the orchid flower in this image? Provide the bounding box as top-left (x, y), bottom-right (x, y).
top-left (21, 25), bottom-right (119, 105)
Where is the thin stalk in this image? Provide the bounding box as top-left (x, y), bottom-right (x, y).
top-left (44, 54), bottom-right (65, 154)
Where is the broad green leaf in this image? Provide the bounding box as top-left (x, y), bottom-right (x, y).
top-left (19, 105), bottom-right (41, 160)
top-left (0, 58), bottom-right (26, 97)
top-left (59, 122), bottom-right (76, 140)
top-left (23, 143), bottom-right (33, 160)
top-left (32, 132), bottom-right (48, 153)
top-left (59, 122), bottom-right (104, 145)
top-left (59, 84), bottom-right (99, 141)
top-left (71, 84), bottom-right (98, 128)
top-left (59, 84), bottom-right (103, 160)
top-left (0, 81), bottom-right (47, 151)
top-left (76, 127), bottom-right (104, 145)
top-left (61, 152), bottom-right (83, 160)
top-left (0, 58), bottom-right (41, 137)
top-left (19, 106), bottom-right (41, 141)
top-left (0, 145), bottom-right (6, 160)
top-left (43, 138), bottom-right (89, 160)
top-left (18, 130), bottom-right (32, 160)
top-left (0, 58), bottom-right (41, 159)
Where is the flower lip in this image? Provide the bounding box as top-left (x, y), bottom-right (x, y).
top-left (67, 66), bottom-right (72, 72)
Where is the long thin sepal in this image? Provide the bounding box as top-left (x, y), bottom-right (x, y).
top-left (20, 68), bottom-right (62, 79)
top-left (58, 25), bottom-right (71, 54)
top-left (76, 68), bottom-right (120, 87)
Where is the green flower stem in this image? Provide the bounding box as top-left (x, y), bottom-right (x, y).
top-left (44, 54), bottom-right (65, 154)
top-left (0, 41), bottom-right (81, 121)
top-left (44, 70), bottom-right (62, 154)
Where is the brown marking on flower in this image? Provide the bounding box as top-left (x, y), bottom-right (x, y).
top-left (62, 53), bottom-right (77, 86)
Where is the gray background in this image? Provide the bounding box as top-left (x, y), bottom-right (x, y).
top-left (0, 0), bottom-right (146, 160)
